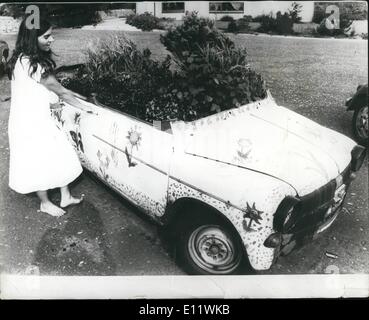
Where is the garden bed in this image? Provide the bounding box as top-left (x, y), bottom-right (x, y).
top-left (60, 13), bottom-right (267, 124)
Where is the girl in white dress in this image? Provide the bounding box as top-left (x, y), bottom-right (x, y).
top-left (8, 16), bottom-right (93, 217)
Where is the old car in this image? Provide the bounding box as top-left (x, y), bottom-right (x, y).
top-left (345, 84), bottom-right (368, 146)
top-left (51, 91), bottom-right (366, 275)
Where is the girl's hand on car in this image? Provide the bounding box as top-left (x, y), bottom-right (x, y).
top-left (41, 74), bottom-right (98, 115)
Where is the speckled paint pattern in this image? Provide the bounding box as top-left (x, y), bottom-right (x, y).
top-left (167, 169), bottom-right (295, 270)
top-left (51, 93), bottom-right (357, 271)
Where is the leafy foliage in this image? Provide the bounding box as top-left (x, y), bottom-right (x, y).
top-left (288, 2), bottom-right (303, 23)
top-left (237, 16), bottom-right (251, 32)
top-left (227, 20), bottom-right (239, 33)
top-left (256, 2), bottom-right (302, 34)
top-left (160, 12), bottom-right (235, 61)
top-left (257, 12), bottom-right (294, 35)
top-left (0, 4), bottom-right (103, 27)
top-left (312, 10), bottom-right (326, 25)
top-left (226, 16), bottom-right (251, 34)
top-left (126, 12), bottom-right (161, 31)
top-left (219, 15), bottom-right (234, 22)
top-left (170, 41), bottom-right (266, 119)
top-left (61, 35), bottom-right (174, 121)
top-left (161, 12), bottom-right (266, 117)
top-left (62, 12), bottom-right (266, 123)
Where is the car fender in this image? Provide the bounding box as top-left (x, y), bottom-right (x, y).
top-left (167, 153), bottom-right (297, 270)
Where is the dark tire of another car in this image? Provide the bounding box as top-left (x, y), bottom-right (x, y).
top-left (175, 214), bottom-right (252, 275)
top-left (352, 104), bottom-right (368, 146)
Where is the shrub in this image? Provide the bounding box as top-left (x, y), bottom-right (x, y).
top-left (237, 16), bottom-right (251, 32)
top-left (276, 12), bottom-right (294, 34)
top-left (288, 2), bottom-right (302, 23)
top-left (257, 12), bottom-right (293, 35)
top-left (252, 15), bottom-right (265, 23)
top-left (340, 17), bottom-right (352, 30)
top-left (157, 17), bottom-right (177, 31)
top-left (50, 11), bottom-right (102, 28)
top-left (226, 17), bottom-right (250, 34)
top-left (160, 12), bottom-right (235, 61)
top-left (242, 15), bottom-right (253, 22)
top-left (126, 12), bottom-right (161, 31)
top-left (61, 36), bottom-right (174, 121)
top-left (227, 20), bottom-right (239, 33)
top-left (219, 15), bottom-right (234, 22)
top-left (312, 10), bottom-right (326, 25)
top-left (162, 12), bottom-right (266, 117)
top-left (63, 12), bottom-right (266, 122)
top-left (170, 41), bottom-right (266, 119)
top-left (257, 14), bottom-right (276, 33)
top-left (0, 4), bottom-right (26, 18)
top-left (0, 4), bottom-right (103, 27)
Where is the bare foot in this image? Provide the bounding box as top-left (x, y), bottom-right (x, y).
top-left (60, 195), bottom-right (84, 208)
top-left (39, 202), bottom-right (66, 217)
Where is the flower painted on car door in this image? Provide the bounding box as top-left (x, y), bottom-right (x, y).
top-left (125, 126), bottom-right (142, 167)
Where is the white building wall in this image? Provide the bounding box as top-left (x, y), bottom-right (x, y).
top-left (136, 1), bottom-right (155, 15)
top-left (136, 1), bottom-right (315, 22)
top-left (186, 1), bottom-right (209, 16)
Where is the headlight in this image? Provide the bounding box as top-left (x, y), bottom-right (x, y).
top-left (273, 196), bottom-right (301, 233)
top-left (351, 145), bottom-right (366, 172)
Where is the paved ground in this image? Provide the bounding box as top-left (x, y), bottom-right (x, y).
top-left (0, 30), bottom-right (368, 276)
top-left (81, 17), bottom-right (143, 32)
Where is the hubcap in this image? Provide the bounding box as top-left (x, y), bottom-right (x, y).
top-left (188, 225), bottom-right (241, 274)
top-left (356, 106), bottom-right (368, 139)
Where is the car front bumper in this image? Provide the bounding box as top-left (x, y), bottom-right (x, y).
top-left (272, 166), bottom-right (358, 260)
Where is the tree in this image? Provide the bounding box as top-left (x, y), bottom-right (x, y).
top-left (288, 2), bottom-right (302, 23)
top-left (0, 4), bottom-right (105, 27)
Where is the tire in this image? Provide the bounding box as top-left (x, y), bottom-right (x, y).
top-left (175, 214), bottom-right (250, 275)
top-left (352, 105), bottom-right (368, 146)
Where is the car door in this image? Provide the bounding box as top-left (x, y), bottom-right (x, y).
top-left (56, 100), bottom-right (173, 219)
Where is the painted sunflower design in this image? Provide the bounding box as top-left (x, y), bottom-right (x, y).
top-left (125, 126), bottom-right (142, 167)
top-left (127, 126), bottom-right (142, 149)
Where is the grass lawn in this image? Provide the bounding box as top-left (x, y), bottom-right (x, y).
top-left (1, 29), bottom-right (367, 134)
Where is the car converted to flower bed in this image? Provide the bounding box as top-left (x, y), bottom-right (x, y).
top-left (51, 90), bottom-right (366, 275)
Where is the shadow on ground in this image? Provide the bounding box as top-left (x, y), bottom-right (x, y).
top-left (33, 200), bottom-right (116, 275)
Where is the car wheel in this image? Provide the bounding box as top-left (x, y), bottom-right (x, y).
top-left (176, 216), bottom-right (248, 275)
top-left (352, 105), bottom-right (368, 146)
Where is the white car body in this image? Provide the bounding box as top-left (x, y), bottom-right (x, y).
top-left (52, 92), bottom-right (359, 271)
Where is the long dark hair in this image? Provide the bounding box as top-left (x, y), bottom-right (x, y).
top-left (7, 14), bottom-right (56, 80)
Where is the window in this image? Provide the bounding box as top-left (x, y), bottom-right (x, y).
top-left (209, 2), bottom-right (244, 13)
top-left (162, 2), bottom-right (185, 13)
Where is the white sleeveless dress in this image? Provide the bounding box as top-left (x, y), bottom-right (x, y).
top-left (8, 56), bottom-right (83, 194)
